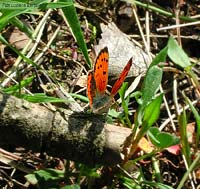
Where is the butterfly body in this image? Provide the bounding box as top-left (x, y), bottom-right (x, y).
top-left (92, 94), bottom-right (112, 114)
top-left (87, 47), bottom-right (132, 114)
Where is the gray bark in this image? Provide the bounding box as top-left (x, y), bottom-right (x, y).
top-left (0, 92), bottom-right (132, 166)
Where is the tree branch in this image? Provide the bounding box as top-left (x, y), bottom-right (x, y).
top-left (0, 92), bottom-right (132, 166)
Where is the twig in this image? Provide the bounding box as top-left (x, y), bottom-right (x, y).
top-left (159, 85), bottom-right (176, 131)
top-left (157, 21), bottom-right (200, 31)
top-left (132, 7), bottom-right (152, 62)
top-left (159, 99), bottom-right (199, 130)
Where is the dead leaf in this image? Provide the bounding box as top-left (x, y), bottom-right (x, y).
top-left (187, 122), bottom-right (195, 144)
top-left (76, 75), bottom-right (87, 88)
top-left (166, 144), bottom-right (181, 155)
top-left (4, 27), bottom-right (31, 50)
top-left (95, 22), bottom-right (150, 78)
top-left (138, 137), bottom-right (154, 153)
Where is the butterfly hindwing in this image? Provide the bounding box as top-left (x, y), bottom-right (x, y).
top-left (110, 58), bottom-right (132, 96)
top-left (94, 47), bottom-right (109, 95)
top-left (87, 71), bottom-right (96, 108)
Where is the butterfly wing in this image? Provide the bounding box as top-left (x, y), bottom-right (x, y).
top-left (110, 58), bottom-right (132, 96)
top-left (87, 71), bottom-right (96, 108)
top-left (94, 47), bottom-right (109, 95)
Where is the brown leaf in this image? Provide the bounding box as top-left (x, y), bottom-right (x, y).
top-left (4, 27), bottom-right (31, 50)
top-left (76, 75), bottom-right (87, 88)
top-left (138, 137), bottom-right (154, 153)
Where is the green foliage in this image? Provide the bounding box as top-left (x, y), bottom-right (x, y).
top-left (178, 109), bottom-right (191, 166)
top-left (1, 76), bottom-right (69, 103)
top-left (107, 82), bottom-right (140, 126)
top-left (167, 36), bottom-right (191, 68)
top-left (38, 2), bottom-right (73, 9)
top-left (142, 181), bottom-right (174, 189)
top-left (167, 37), bottom-right (200, 92)
top-left (120, 175), bottom-right (142, 189)
top-left (151, 46), bottom-right (168, 67)
top-left (167, 37), bottom-right (200, 154)
top-left (182, 92), bottom-right (200, 150)
top-left (25, 168), bottom-right (80, 189)
top-left (62, 185), bottom-right (80, 189)
top-left (119, 82), bottom-right (132, 127)
top-left (130, 94), bottom-right (164, 155)
top-left (25, 168), bottom-right (65, 184)
top-left (136, 65), bottom-right (163, 128)
top-left (148, 127), bottom-right (179, 149)
top-left (107, 108), bottom-right (121, 120)
top-left (127, 50), bottom-right (165, 157)
top-left (142, 93), bottom-right (163, 128)
top-left (109, 47), bottom-right (166, 128)
top-left (1, 76), bottom-right (34, 94)
top-left (70, 93), bottom-right (89, 103)
top-left (177, 153), bottom-right (200, 189)
top-left (120, 175), bottom-right (174, 189)
top-left (108, 34), bottom-right (198, 189)
top-left (77, 164), bottom-right (100, 178)
top-left (25, 164), bottom-right (100, 188)
top-left (21, 93), bottom-right (70, 103)
top-left (60, 0), bottom-right (91, 67)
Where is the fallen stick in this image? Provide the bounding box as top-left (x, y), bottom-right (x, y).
top-left (0, 92), bottom-right (132, 166)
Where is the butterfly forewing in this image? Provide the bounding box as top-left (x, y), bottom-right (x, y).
top-left (110, 58), bottom-right (132, 96)
top-left (94, 47), bottom-right (109, 95)
top-left (87, 71), bottom-right (96, 108)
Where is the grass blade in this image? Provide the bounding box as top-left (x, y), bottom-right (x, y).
top-left (182, 92), bottom-right (200, 151)
top-left (0, 35), bottom-right (36, 66)
top-left (178, 109), bottom-right (191, 166)
top-left (60, 0), bottom-right (91, 67)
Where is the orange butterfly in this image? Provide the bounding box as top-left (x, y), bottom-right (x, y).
top-left (87, 47), bottom-right (132, 114)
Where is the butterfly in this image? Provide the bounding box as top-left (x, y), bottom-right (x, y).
top-left (87, 47), bottom-right (132, 114)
